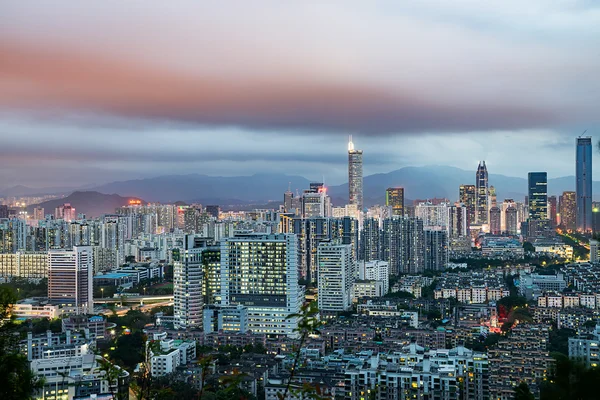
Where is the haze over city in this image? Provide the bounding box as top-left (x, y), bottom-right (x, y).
top-left (1, 1), bottom-right (600, 187)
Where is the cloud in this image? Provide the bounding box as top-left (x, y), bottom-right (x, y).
top-left (0, 1), bottom-right (599, 134)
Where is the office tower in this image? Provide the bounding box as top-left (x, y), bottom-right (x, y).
top-left (173, 235), bottom-right (205, 329)
top-left (0, 205), bottom-right (8, 219)
top-left (48, 246), bottom-right (93, 314)
top-left (559, 191), bottom-right (576, 230)
top-left (415, 201), bottom-right (450, 229)
top-left (55, 203), bottom-right (76, 222)
top-left (528, 172), bottom-right (548, 220)
top-left (348, 136), bottom-right (364, 212)
top-left (459, 184), bottom-right (476, 225)
top-left (488, 185), bottom-right (497, 208)
top-left (202, 247), bottom-right (221, 305)
top-left (505, 207), bottom-right (518, 235)
top-left (183, 207), bottom-right (199, 232)
top-left (489, 207), bottom-right (501, 235)
top-left (302, 184), bottom-right (331, 218)
top-left (528, 172), bottom-right (549, 238)
top-left (593, 203), bottom-right (600, 234)
top-left (548, 196), bottom-right (557, 228)
top-left (381, 217), bottom-right (424, 275)
top-left (283, 186), bottom-right (294, 213)
top-left (317, 241), bottom-right (354, 312)
top-left (33, 207), bottom-right (45, 220)
top-left (205, 205), bottom-right (220, 219)
top-left (576, 136), bottom-right (593, 232)
top-left (424, 230), bottom-right (448, 271)
top-left (475, 161), bottom-right (489, 224)
top-left (386, 188), bottom-right (405, 216)
top-left (220, 233), bottom-right (300, 336)
top-left (360, 217), bottom-right (380, 261)
top-left (448, 204), bottom-right (468, 238)
top-left (500, 199), bottom-right (515, 232)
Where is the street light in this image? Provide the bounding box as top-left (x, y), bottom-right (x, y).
top-left (101, 288), bottom-right (104, 299)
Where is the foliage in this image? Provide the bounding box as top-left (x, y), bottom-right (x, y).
top-left (548, 326), bottom-right (576, 356)
top-left (421, 280), bottom-right (437, 299)
top-left (0, 286), bottom-right (45, 399)
top-left (0, 278), bottom-right (47, 299)
top-left (540, 352), bottom-right (600, 399)
top-left (384, 290), bottom-right (415, 299)
top-left (515, 382), bottom-right (535, 400)
top-left (108, 309), bottom-right (152, 332)
top-left (110, 331), bottom-right (146, 370)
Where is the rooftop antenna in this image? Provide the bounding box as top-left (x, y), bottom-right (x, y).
top-left (579, 129), bottom-right (588, 138)
top-left (348, 135), bottom-right (354, 152)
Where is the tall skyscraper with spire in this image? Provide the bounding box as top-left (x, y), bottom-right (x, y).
top-left (475, 161), bottom-right (489, 224)
top-left (576, 136), bottom-right (592, 232)
top-left (348, 136), bottom-right (363, 212)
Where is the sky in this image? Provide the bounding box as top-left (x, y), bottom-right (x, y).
top-left (1, 1), bottom-right (599, 188)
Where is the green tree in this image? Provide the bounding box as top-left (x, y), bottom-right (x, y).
top-left (515, 382), bottom-right (535, 400)
top-left (0, 287), bottom-right (45, 399)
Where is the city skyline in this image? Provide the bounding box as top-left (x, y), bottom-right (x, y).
top-left (1, 1), bottom-right (600, 187)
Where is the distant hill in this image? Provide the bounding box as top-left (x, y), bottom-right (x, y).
top-left (83, 166), bottom-right (600, 207)
top-left (27, 191), bottom-right (144, 218)
top-left (0, 185), bottom-right (78, 197)
top-left (90, 173), bottom-right (314, 203)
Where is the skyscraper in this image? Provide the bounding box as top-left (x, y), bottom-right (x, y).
top-left (360, 217), bottom-right (380, 261)
top-left (173, 235), bottom-right (205, 329)
top-left (317, 240), bottom-right (354, 312)
top-left (348, 136), bottom-right (363, 212)
top-left (381, 217), bottom-right (424, 275)
top-left (489, 207), bottom-right (501, 235)
top-left (548, 196), bottom-right (557, 228)
top-left (448, 204), bottom-right (468, 239)
top-left (505, 207), bottom-right (518, 235)
top-left (559, 191), bottom-right (576, 230)
top-left (475, 162), bottom-right (489, 224)
top-left (528, 172), bottom-right (548, 220)
top-left (576, 136), bottom-right (593, 232)
top-left (48, 246), bottom-right (93, 314)
top-left (424, 229), bottom-right (448, 271)
top-left (385, 188), bottom-right (404, 216)
top-left (459, 184), bottom-right (476, 225)
top-left (220, 233), bottom-right (300, 337)
top-left (283, 185), bottom-right (294, 213)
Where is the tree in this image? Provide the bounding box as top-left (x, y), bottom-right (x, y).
top-left (514, 382), bottom-right (535, 400)
top-left (0, 287), bottom-right (45, 399)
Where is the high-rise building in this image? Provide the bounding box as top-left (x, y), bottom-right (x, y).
top-left (381, 217), bottom-right (424, 275)
top-left (415, 201), bottom-right (450, 229)
top-left (500, 199), bottom-right (515, 233)
top-left (283, 186), bottom-right (294, 213)
top-left (55, 203), bottom-right (76, 222)
top-left (33, 207), bottom-right (45, 220)
top-left (424, 229), bottom-right (448, 271)
top-left (448, 204), bottom-right (468, 239)
top-left (505, 207), bottom-right (518, 235)
top-left (489, 207), bottom-right (501, 235)
top-left (317, 241), bottom-right (354, 312)
top-left (528, 172), bottom-right (548, 221)
top-left (0, 205), bottom-right (8, 219)
top-left (205, 205), bottom-right (220, 219)
top-left (488, 185), bottom-right (497, 220)
top-left (576, 136), bottom-right (593, 232)
top-left (220, 233), bottom-right (300, 337)
top-left (459, 184), bottom-right (476, 225)
top-left (475, 162), bottom-right (489, 224)
top-left (385, 188), bottom-right (404, 216)
top-left (302, 184), bottom-right (331, 218)
top-left (348, 136), bottom-right (363, 212)
top-left (360, 217), bottom-right (380, 261)
top-left (559, 191), bottom-right (576, 230)
top-left (548, 196), bottom-right (557, 228)
top-left (528, 172), bottom-right (549, 238)
top-left (48, 246), bottom-right (93, 314)
top-left (173, 235), bottom-right (205, 330)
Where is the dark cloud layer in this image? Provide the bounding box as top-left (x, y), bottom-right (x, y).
top-left (0, 1), bottom-right (599, 187)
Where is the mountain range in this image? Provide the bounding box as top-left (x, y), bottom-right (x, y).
top-left (27, 192), bottom-right (144, 218)
top-left (12, 166), bottom-right (600, 212)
